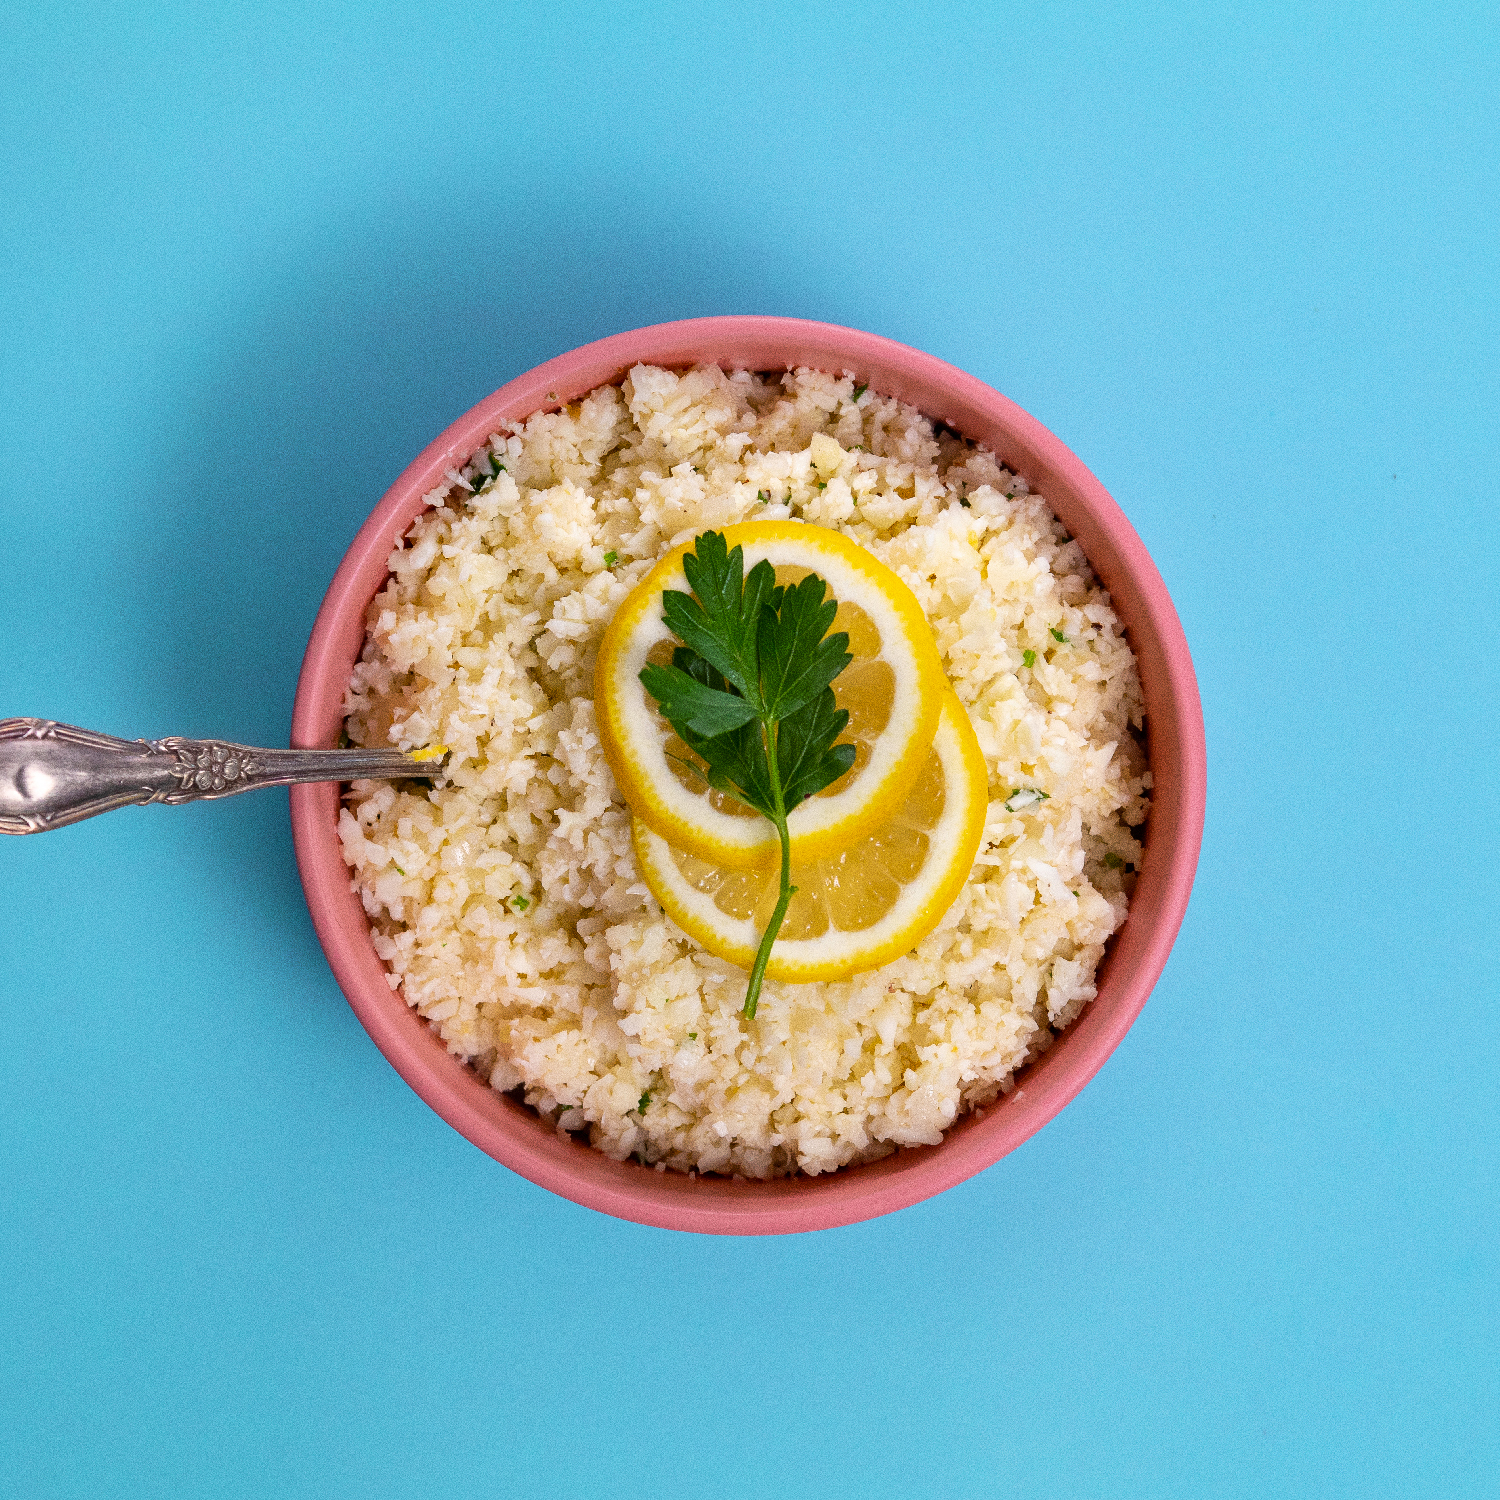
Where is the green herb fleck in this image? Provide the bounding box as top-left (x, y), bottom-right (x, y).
top-left (604, 549), bottom-right (618, 567)
top-left (638, 530), bottom-right (856, 1018)
top-left (852, 383), bottom-right (868, 402)
top-left (637, 1092), bottom-right (652, 1113)
top-left (1050, 627), bottom-right (1068, 643)
top-left (512, 894), bottom-right (530, 910)
top-left (394, 865), bottom-right (406, 876)
top-left (1104, 852), bottom-right (1123, 869)
top-left (757, 490), bottom-right (769, 503)
top-left (817, 480), bottom-right (827, 491)
top-left (1003, 788), bottom-right (1050, 813)
top-left (1022, 649), bottom-right (1037, 669)
top-left (688, 1032), bottom-right (697, 1040)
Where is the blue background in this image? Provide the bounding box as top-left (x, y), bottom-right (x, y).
top-left (4, 2), bottom-right (1497, 1495)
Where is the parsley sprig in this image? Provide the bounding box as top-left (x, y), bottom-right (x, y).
top-left (639, 531), bottom-right (855, 1017)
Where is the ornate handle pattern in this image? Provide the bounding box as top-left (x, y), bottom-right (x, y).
top-left (0, 719), bottom-right (445, 835)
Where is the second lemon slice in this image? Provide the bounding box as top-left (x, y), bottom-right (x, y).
top-left (595, 521), bottom-right (945, 868)
top-left (633, 692), bottom-right (989, 983)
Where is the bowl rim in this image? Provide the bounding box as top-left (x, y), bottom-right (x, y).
top-left (290, 315), bottom-right (1206, 1235)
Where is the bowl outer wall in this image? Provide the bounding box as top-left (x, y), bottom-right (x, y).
top-left (290, 315), bottom-right (1206, 1236)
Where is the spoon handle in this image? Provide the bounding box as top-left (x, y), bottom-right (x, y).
top-left (0, 718), bottom-right (444, 835)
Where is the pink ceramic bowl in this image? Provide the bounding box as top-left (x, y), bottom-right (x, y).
top-left (290, 316), bottom-right (1205, 1235)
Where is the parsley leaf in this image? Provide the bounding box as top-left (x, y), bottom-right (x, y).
top-left (658, 530), bottom-right (777, 704)
top-left (1050, 627), bottom-right (1068, 643)
top-left (1003, 788), bottom-right (1050, 812)
top-left (776, 690), bottom-right (855, 809)
top-left (640, 531), bottom-right (856, 1017)
top-left (637, 1091), bottom-right (651, 1113)
top-left (757, 573), bottom-right (851, 722)
top-left (637, 660), bottom-right (760, 738)
top-left (852, 382), bottom-right (868, 402)
top-left (604, 549), bottom-right (618, 567)
top-left (1022, 649), bottom-right (1037, 669)
top-left (468, 449), bottom-right (508, 492)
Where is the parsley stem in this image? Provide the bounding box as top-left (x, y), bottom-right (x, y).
top-left (638, 533), bottom-right (854, 1021)
top-left (742, 721), bottom-right (795, 1019)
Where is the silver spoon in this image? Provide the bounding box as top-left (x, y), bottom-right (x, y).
top-left (0, 719), bottom-right (445, 835)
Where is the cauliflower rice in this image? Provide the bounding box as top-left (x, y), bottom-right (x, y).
top-left (339, 364), bottom-right (1150, 1178)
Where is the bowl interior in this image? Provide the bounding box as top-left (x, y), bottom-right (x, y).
top-left (290, 315), bottom-right (1205, 1235)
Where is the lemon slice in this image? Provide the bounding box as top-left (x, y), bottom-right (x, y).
top-left (632, 692), bottom-right (988, 984)
top-left (596, 521), bottom-right (944, 869)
